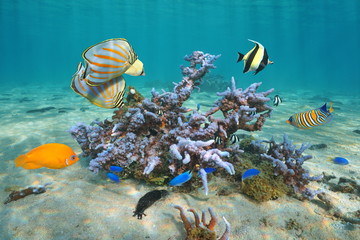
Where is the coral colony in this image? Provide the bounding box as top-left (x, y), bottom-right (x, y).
top-left (70, 51), bottom-right (321, 200)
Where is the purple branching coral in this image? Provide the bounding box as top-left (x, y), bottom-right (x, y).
top-left (70, 51), bottom-right (274, 194)
top-left (252, 134), bottom-right (323, 200)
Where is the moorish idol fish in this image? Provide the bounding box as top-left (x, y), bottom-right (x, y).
top-left (82, 38), bottom-right (144, 86)
top-left (71, 62), bottom-right (126, 109)
top-left (286, 102), bottom-right (334, 129)
top-left (237, 39), bottom-right (273, 75)
top-left (273, 95), bottom-right (282, 106)
top-left (15, 143), bottom-right (79, 169)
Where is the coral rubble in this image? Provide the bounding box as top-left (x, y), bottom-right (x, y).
top-left (70, 51), bottom-right (274, 193)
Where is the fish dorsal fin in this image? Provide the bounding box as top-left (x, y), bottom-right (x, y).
top-left (319, 103), bottom-right (328, 112)
top-left (248, 39), bottom-right (264, 49)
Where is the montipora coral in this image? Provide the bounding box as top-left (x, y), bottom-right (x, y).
top-left (70, 51), bottom-right (274, 194)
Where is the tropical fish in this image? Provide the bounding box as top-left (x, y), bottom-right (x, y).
top-left (169, 170), bottom-right (193, 186)
top-left (237, 39), bottom-right (273, 75)
top-left (15, 143), bottom-right (79, 169)
top-left (196, 103), bottom-right (201, 111)
top-left (133, 190), bottom-right (169, 219)
top-left (229, 134), bottom-right (240, 144)
top-left (332, 157), bottom-right (349, 165)
top-left (82, 38), bottom-right (142, 85)
top-left (71, 62), bottom-right (126, 109)
top-left (214, 136), bottom-right (223, 145)
top-left (198, 167), bottom-right (216, 176)
top-left (286, 102), bottom-right (334, 129)
top-left (273, 95), bottom-right (282, 106)
top-left (242, 168), bottom-right (261, 181)
top-left (107, 173), bottom-right (120, 183)
top-left (123, 59), bottom-right (145, 76)
top-left (109, 166), bottom-right (124, 172)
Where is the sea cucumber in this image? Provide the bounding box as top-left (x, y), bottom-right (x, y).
top-left (133, 190), bottom-right (168, 219)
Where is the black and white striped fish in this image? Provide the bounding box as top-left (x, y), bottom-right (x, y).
top-left (229, 134), bottom-right (240, 144)
top-left (237, 39), bottom-right (273, 75)
top-left (273, 95), bottom-right (282, 106)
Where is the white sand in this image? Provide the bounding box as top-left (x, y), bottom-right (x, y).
top-left (0, 84), bottom-right (359, 240)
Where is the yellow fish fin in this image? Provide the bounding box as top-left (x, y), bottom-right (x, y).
top-left (329, 102), bottom-right (334, 113)
top-left (15, 155), bottom-right (42, 169)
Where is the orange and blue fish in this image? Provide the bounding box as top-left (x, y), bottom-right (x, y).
top-left (71, 62), bottom-right (126, 109)
top-left (286, 102), bottom-right (334, 129)
top-left (15, 143), bottom-right (79, 169)
top-left (82, 38), bottom-right (144, 86)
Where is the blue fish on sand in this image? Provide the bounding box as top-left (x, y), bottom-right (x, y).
top-left (107, 173), bottom-right (120, 183)
top-left (242, 168), bottom-right (261, 181)
top-left (169, 170), bottom-right (193, 186)
top-left (332, 157), bottom-right (349, 165)
top-left (110, 166), bottom-right (124, 172)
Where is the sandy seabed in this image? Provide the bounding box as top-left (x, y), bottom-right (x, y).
top-left (0, 84), bottom-right (359, 240)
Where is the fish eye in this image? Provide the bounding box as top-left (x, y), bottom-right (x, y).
top-left (70, 155), bottom-right (77, 161)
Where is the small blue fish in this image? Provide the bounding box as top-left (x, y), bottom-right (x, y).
top-left (198, 167), bottom-right (216, 176)
top-left (333, 157), bottom-right (349, 165)
top-left (110, 166), bottom-right (124, 172)
top-left (107, 173), bottom-right (120, 183)
top-left (169, 170), bottom-right (193, 186)
top-left (242, 168), bottom-right (261, 181)
top-left (196, 103), bottom-right (201, 111)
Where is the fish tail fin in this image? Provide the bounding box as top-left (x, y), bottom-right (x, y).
top-left (237, 52), bottom-right (244, 62)
top-left (14, 154), bottom-right (41, 169)
top-left (14, 154), bottom-right (27, 167)
top-left (329, 102), bottom-right (334, 113)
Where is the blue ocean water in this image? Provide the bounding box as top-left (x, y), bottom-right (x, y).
top-left (1, 0), bottom-right (359, 94)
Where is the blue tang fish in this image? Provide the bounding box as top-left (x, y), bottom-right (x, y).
top-left (110, 166), bottom-right (124, 172)
top-left (242, 168), bottom-right (261, 181)
top-left (332, 157), bottom-right (349, 165)
top-left (169, 170), bottom-right (193, 186)
top-left (107, 173), bottom-right (120, 183)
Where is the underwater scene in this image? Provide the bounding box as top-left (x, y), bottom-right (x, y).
top-left (0, 0), bottom-right (359, 239)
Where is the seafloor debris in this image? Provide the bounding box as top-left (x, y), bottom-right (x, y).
top-left (70, 51), bottom-right (274, 194)
top-left (4, 183), bottom-right (51, 204)
top-left (173, 205), bottom-right (230, 240)
top-left (133, 189), bottom-right (169, 219)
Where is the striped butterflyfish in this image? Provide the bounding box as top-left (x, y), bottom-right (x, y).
top-left (286, 103), bottom-right (334, 129)
top-left (237, 39), bottom-right (273, 75)
top-left (82, 38), bottom-right (144, 86)
top-left (71, 62), bottom-right (126, 109)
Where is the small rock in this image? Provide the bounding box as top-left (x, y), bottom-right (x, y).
top-left (309, 143), bottom-right (327, 150)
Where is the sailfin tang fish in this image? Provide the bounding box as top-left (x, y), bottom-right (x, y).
top-left (237, 39), bottom-right (273, 75)
top-left (286, 102), bottom-right (334, 129)
top-left (15, 143), bottom-right (79, 169)
top-left (71, 62), bottom-right (126, 109)
top-left (169, 170), bottom-right (193, 186)
top-left (82, 38), bottom-right (138, 85)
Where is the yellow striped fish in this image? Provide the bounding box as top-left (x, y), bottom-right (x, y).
top-left (82, 38), bottom-right (144, 86)
top-left (71, 62), bottom-right (126, 109)
top-left (286, 103), bottom-right (334, 129)
top-left (237, 39), bottom-right (273, 75)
